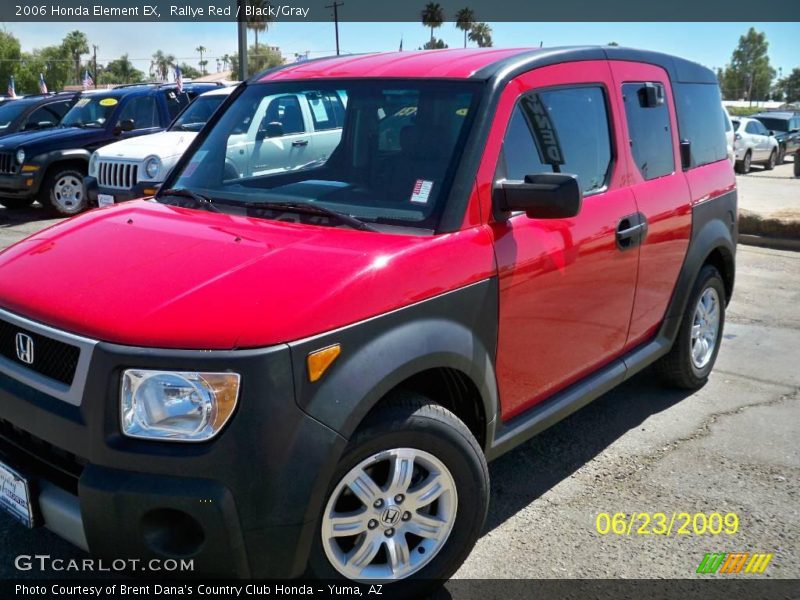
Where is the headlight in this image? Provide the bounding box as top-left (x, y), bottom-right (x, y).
top-left (15, 149), bottom-right (25, 164)
top-left (144, 157), bottom-right (161, 179)
top-left (121, 370), bottom-right (240, 442)
top-left (89, 152), bottom-right (98, 176)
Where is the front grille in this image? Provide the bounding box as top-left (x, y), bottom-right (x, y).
top-left (0, 318), bottom-right (80, 386)
top-left (97, 160), bottom-right (138, 190)
top-left (0, 419), bottom-right (85, 495)
top-left (0, 151), bottom-right (16, 175)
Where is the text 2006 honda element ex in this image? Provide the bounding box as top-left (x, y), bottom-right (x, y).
top-left (0, 47), bottom-right (735, 589)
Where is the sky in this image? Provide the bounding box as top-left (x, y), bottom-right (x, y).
top-left (3, 21), bottom-right (799, 80)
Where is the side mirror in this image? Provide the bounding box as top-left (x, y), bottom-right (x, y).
top-left (679, 139), bottom-right (692, 170)
top-left (768, 130), bottom-right (775, 137)
top-left (114, 119), bottom-right (135, 134)
top-left (37, 120), bottom-right (55, 129)
top-left (265, 121), bottom-right (284, 138)
top-left (495, 173), bottom-right (582, 219)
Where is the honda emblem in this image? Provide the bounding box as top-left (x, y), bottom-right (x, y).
top-left (15, 332), bottom-right (34, 365)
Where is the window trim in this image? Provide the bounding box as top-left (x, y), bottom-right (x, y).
top-left (494, 82), bottom-right (618, 210)
top-left (620, 80), bottom-right (676, 182)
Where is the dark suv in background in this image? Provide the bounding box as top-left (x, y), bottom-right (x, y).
top-left (0, 82), bottom-right (221, 215)
top-left (751, 111), bottom-right (800, 163)
top-left (0, 93), bottom-right (78, 138)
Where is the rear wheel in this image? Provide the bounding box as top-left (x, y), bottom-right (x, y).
top-left (794, 153), bottom-right (800, 177)
top-left (735, 151), bottom-right (751, 174)
top-left (764, 150), bottom-right (776, 171)
top-left (656, 265), bottom-right (726, 389)
top-left (42, 167), bottom-right (88, 216)
top-left (0, 197), bottom-right (35, 210)
top-left (777, 145), bottom-right (786, 164)
top-left (309, 393), bottom-right (489, 593)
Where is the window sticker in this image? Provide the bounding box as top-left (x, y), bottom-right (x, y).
top-left (308, 97), bottom-right (329, 123)
top-left (456, 107), bottom-right (469, 116)
top-left (410, 179), bottom-right (433, 204)
top-left (181, 150), bottom-right (208, 178)
top-left (99, 98), bottom-right (118, 107)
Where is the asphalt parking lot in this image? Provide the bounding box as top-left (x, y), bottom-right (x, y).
top-left (0, 177), bottom-right (798, 580)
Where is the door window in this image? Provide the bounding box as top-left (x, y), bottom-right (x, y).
top-left (622, 82), bottom-right (674, 180)
top-left (23, 106), bottom-right (61, 129)
top-left (501, 86), bottom-right (612, 195)
top-left (117, 96), bottom-right (159, 130)
top-left (745, 121), bottom-right (759, 135)
top-left (163, 90), bottom-right (189, 120)
top-left (263, 95), bottom-right (306, 135)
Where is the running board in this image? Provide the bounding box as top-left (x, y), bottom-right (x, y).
top-left (486, 335), bottom-right (671, 461)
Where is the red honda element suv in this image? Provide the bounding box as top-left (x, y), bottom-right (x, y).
top-left (0, 47), bottom-right (736, 591)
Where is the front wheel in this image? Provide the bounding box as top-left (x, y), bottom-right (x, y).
top-left (764, 150), bottom-right (776, 171)
top-left (309, 394), bottom-right (489, 592)
top-left (656, 265), bottom-right (726, 389)
top-left (777, 145), bottom-right (786, 164)
top-left (42, 168), bottom-right (88, 216)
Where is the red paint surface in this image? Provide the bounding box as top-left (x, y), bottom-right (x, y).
top-left (261, 48), bottom-right (535, 81)
top-left (0, 201), bottom-right (496, 349)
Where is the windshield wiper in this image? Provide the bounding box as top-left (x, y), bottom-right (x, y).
top-left (159, 188), bottom-right (220, 213)
top-left (232, 200), bottom-right (377, 232)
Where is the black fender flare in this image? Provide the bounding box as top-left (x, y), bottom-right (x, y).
top-left (659, 191), bottom-right (737, 345)
top-left (32, 149), bottom-right (92, 181)
top-left (287, 280), bottom-right (500, 450)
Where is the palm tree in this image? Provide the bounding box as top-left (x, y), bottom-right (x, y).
top-left (468, 22), bottom-right (493, 48)
top-left (455, 8), bottom-right (475, 48)
top-left (196, 45), bottom-right (208, 75)
top-left (62, 30), bottom-right (89, 85)
top-left (421, 3), bottom-right (445, 44)
top-left (222, 54), bottom-right (231, 70)
top-left (150, 50), bottom-right (175, 81)
top-left (246, 0), bottom-right (272, 57)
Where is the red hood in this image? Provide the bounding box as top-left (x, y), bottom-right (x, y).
top-left (0, 201), bottom-right (495, 349)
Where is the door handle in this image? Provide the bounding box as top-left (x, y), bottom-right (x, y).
top-left (292, 140), bottom-right (309, 147)
top-left (616, 213), bottom-right (648, 250)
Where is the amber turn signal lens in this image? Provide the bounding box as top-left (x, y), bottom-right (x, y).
top-left (307, 344), bottom-right (341, 382)
top-left (21, 165), bottom-right (40, 173)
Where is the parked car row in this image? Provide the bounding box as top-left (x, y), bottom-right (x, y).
top-left (728, 109), bottom-right (800, 174)
top-left (0, 82), bottom-right (224, 215)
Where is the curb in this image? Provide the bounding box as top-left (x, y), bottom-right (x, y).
top-left (738, 234), bottom-right (800, 252)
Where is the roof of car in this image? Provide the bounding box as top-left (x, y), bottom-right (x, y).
top-left (752, 111), bottom-right (797, 119)
top-left (199, 86), bottom-right (236, 97)
top-left (80, 82), bottom-right (222, 99)
top-left (257, 46), bottom-right (717, 85)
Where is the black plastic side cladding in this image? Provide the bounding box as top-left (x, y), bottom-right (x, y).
top-left (288, 278), bottom-right (500, 449)
top-left (658, 190), bottom-right (737, 344)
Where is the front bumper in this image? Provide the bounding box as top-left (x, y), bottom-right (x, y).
top-left (85, 176), bottom-right (159, 205)
top-left (0, 170), bottom-right (41, 200)
top-left (0, 309), bottom-right (346, 578)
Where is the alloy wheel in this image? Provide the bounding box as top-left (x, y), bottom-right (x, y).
top-left (690, 287), bottom-right (720, 370)
top-left (53, 174), bottom-right (85, 213)
top-left (321, 447), bottom-right (458, 582)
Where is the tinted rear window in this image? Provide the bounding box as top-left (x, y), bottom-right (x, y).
top-left (673, 83), bottom-right (727, 168)
top-left (622, 82), bottom-right (674, 180)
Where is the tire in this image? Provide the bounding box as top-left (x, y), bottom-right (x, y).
top-left (309, 392), bottom-right (489, 594)
top-left (655, 265), bottom-right (726, 390)
top-left (764, 150), bottom-right (776, 171)
top-left (735, 151), bottom-right (751, 174)
top-left (0, 197), bottom-right (35, 210)
top-left (41, 167), bottom-right (88, 216)
top-left (777, 145), bottom-right (785, 164)
top-left (794, 153), bottom-right (800, 178)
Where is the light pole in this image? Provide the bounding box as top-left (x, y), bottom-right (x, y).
top-left (325, 1), bottom-right (344, 55)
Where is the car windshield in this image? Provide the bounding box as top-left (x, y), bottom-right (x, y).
top-left (0, 101), bottom-right (31, 130)
top-left (754, 117), bottom-right (789, 132)
top-left (163, 80), bottom-right (482, 232)
top-left (171, 94), bottom-right (227, 132)
top-left (60, 95), bottom-right (119, 128)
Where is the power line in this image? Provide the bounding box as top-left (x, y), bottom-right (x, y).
top-left (325, 1), bottom-right (344, 56)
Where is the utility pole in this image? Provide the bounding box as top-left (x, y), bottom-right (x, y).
top-left (92, 45), bottom-right (98, 88)
top-left (237, 0), bottom-right (248, 80)
top-left (326, 1), bottom-right (344, 55)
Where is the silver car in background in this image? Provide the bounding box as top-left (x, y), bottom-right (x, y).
top-left (731, 116), bottom-right (779, 174)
